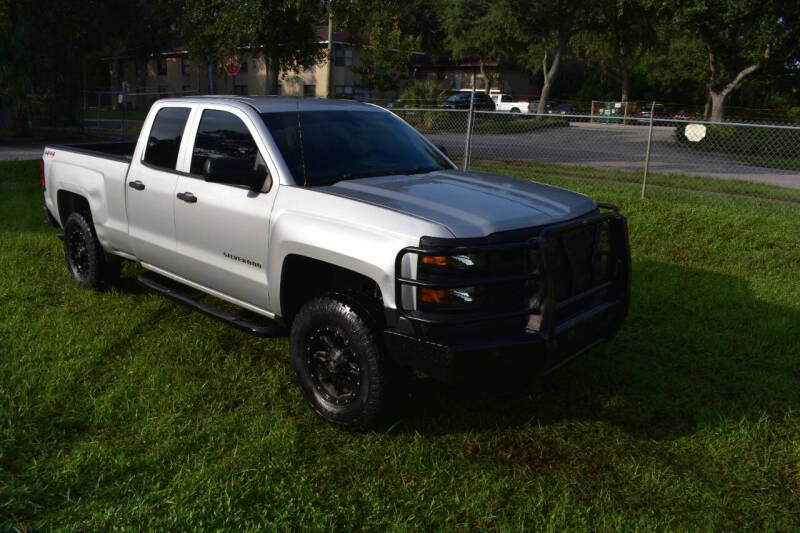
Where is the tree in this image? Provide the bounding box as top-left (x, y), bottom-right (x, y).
top-left (182, 0), bottom-right (235, 94)
top-left (107, 0), bottom-right (182, 106)
top-left (584, 0), bottom-right (658, 102)
top-left (440, 0), bottom-right (512, 93)
top-left (0, 0), bottom-right (109, 132)
top-left (351, 21), bottom-right (420, 93)
top-left (504, 0), bottom-right (604, 114)
top-left (232, 0), bottom-right (324, 95)
top-left (335, 0), bottom-right (443, 94)
top-left (674, 0), bottom-right (799, 121)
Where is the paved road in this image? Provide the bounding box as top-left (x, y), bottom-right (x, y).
top-left (428, 122), bottom-right (800, 189)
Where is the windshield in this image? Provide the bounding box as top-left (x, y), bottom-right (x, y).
top-left (260, 109), bottom-right (452, 186)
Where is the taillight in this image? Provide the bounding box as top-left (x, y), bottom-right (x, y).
top-left (40, 158), bottom-right (45, 191)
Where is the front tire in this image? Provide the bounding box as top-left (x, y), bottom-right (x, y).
top-left (290, 295), bottom-right (391, 431)
top-left (63, 212), bottom-right (119, 290)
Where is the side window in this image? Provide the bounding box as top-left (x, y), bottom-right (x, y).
top-left (143, 107), bottom-right (191, 170)
top-left (190, 109), bottom-right (266, 187)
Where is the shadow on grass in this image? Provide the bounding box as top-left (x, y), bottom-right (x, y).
top-left (395, 260), bottom-right (800, 441)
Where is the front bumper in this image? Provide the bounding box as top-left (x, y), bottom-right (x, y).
top-left (386, 204), bottom-right (630, 383)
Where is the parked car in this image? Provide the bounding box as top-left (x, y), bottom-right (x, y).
top-left (442, 91), bottom-right (496, 110)
top-left (530, 99), bottom-right (557, 113)
top-left (490, 92), bottom-right (531, 113)
top-left (549, 103), bottom-right (580, 115)
top-left (42, 96), bottom-right (630, 431)
top-left (673, 109), bottom-right (696, 119)
top-left (638, 104), bottom-right (670, 119)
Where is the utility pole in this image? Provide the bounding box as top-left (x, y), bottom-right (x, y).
top-left (326, 3), bottom-right (334, 99)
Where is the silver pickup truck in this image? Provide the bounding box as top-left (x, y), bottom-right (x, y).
top-left (42, 96), bottom-right (630, 430)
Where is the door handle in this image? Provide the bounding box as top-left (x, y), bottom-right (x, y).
top-left (177, 192), bottom-right (197, 203)
top-left (128, 180), bottom-right (145, 191)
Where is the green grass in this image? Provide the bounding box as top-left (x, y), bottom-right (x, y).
top-left (2, 160), bottom-right (800, 530)
top-left (473, 158), bottom-right (800, 203)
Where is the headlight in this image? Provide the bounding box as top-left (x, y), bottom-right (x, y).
top-left (421, 253), bottom-right (486, 270)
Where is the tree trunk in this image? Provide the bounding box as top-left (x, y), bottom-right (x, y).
top-left (479, 60), bottom-right (491, 93)
top-left (620, 66), bottom-right (630, 103)
top-left (135, 58), bottom-right (147, 110)
top-left (709, 90), bottom-right (726, 122)
top-left (268, 54), bottom-right (280, 95)
top-left (537, 46), bottom-right (562, 115)
top-left (207, 61), bottom-right (216, 95)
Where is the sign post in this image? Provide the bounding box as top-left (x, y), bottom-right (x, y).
top-left (224, 51), bottom-right (240, 94)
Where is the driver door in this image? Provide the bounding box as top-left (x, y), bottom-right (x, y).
top-left (173, 107), bottom-right (276, 309)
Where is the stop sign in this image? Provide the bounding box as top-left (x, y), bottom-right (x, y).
top-left (224, 51), bottom-right (240, 76)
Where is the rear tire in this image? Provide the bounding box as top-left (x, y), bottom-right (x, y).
top-left (290, 294), bottom-right (393, 431)
top-left (63, 212), bottom-right (120, 290)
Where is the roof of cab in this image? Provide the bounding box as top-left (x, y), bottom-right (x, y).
top-left (155, 95), bottom-right (381, 113)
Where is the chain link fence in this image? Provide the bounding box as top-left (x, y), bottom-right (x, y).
top-left (392, 106), bottom-right (800, 201)
top-left (81, 89), bottom-right (201, 138)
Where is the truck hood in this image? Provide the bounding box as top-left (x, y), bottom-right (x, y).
top-left (319, 169), bottom-right (596, 238)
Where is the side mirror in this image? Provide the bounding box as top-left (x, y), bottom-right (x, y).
top-left (435, 144), bottom-right (448, 156)
top-left (203, 157), bottom-right (268, 192)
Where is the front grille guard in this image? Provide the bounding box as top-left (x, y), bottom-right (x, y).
top-left (394, 204), bottom-right (630, 342)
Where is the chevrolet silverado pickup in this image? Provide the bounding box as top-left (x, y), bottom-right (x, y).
top-left (42, 96), bottom-right (630, 430)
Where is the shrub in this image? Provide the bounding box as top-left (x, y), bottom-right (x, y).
top-left (675, 122), bottom-right (800, 170)
top-left (396, 82), bottom-right (446, 109)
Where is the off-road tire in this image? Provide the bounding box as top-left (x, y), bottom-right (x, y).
top-left (290, 294), bottom-right (393, 431)
top-left (63, 212), bottom-right (120, 290)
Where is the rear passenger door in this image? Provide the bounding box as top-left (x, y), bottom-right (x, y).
top-left (126, 105), bottom-right (191, 272)
top-left (173, 106), bottom-right (276, 310)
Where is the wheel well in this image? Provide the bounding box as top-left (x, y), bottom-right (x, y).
top-left (280, 255), bottom-right (383, 324)
top-left (56, 190), bottom-right (91, 225)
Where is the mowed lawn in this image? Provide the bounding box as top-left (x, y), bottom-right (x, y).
top-left (1, 159), bottom-right (799, 530)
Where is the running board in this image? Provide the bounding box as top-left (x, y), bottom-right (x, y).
top-left (137, 272), bottom-right (286, 338)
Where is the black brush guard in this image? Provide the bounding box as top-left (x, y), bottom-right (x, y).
top-left (385, 204), bottom-right (630, 382)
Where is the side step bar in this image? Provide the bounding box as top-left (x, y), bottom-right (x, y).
top-left (137, 272), bottom-right (286, 338)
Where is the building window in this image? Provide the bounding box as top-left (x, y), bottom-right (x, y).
top-left (303, 84), bottom-right (316, 97)
top-left (234, 84), bottom-right (248, 96)
top-left (182, 57), bottom-right (191, 76)
top-left (334, 85), bottom-right (354, 98)
top-left (157, 58), bottom-right (167, 76)
top-left (334, 47), bottom-right (353, 67)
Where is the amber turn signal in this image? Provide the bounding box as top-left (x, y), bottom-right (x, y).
top-left (420, 287), bottom-right (448, 304)
top-left (422, 255), bottom-right (448, 266)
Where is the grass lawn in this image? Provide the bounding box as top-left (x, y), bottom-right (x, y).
top-left (2, 160), bottom-right (799, 530)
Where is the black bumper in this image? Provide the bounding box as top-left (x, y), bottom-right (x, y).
top-left (386, 204), bottom-right (630, 383)
top-left (385, 298), bottom-right (622, 383)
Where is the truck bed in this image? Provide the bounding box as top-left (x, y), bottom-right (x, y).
top-left (51, 141), bottom-right (136, 162)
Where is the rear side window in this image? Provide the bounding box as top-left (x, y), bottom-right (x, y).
top-left (143, 107), bottom-right (191, 170)
top-left (190, 110), bottom-right (261, 176)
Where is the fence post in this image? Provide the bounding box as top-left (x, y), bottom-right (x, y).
top-left (463, 79), bottom-right (476, 169)
top-left (641, 100), bottom-right (655, 199)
